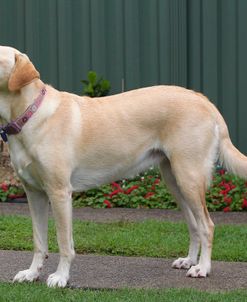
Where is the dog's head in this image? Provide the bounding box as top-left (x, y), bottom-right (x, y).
top-left (0, 46), bottom-right (40, 92)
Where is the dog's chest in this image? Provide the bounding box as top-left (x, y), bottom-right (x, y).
top-left (9, 140), bottom-right (41, 189)
top-left (17, 163), bottom-right (40, 188)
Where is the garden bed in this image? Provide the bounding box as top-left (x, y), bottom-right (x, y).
top-left (0, 142), bottom-right (21, 186)
top-left (1, 167), bottom-right (247, 211)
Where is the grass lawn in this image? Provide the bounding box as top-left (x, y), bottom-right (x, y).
top-left (0, 215), bottom-right (247, 261)
top-left (1, 215), bottom-right (247, 300)
top-left (1, 283), bottom-right (247, 302)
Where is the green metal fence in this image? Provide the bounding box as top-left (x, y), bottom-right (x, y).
top-left (0, 0), bottom-right (247, 152)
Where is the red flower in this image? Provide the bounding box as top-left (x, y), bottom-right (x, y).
top-left (224, 183), bottom-right (231, 191)
top-left (219, 181), bottom-right (225, 187)
top-left (0, 183), bottom-right (8, 192)
top-left (219, 182), bottom-right (235, 196)
top-left (242, 198), bottom-right (247, 209)
top-left (223, 206), bottom-right (231, 212)
top-left (125, 185), bottom-right (139, 194)
top-left (144, 192), bottom-right (154, 199)
top-left (219, 169), bottom-right (226, 175)
top-left (103, 200), bottom-right (112, 208)
top-left (223, 183), bottom-right (231, 190)
top-left (220, 190), bottom-right (228, 196)
top-left (111, 182), bottom-right (121, 190)
top-left (154, 178), bottom-right (160, 185)
top-left (223, 196), bottom-right (232, 205)
top-left (109, 189), bottom-right (123, 198)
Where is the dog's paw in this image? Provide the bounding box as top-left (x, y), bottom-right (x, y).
top-left (47, 273), bottom-right (69, 288)
top-left (172, 257), bottom-right (196, 269)
top-left (186, 264), bottom-right (209, 278)
top-left (13, 269), bottom-right (39, 283)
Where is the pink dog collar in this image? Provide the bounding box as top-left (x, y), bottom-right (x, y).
top-left (0, 87), bottom-right (46, 142)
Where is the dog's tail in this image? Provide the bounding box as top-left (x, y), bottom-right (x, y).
top-left (217, 111), bottom-right (247, 179)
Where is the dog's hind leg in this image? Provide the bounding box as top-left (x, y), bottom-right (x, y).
top-left (159, 159), bottom-right (200, 270)
top-left (170, 158), bottom-right (214, 277)
top-left (13, 189), bottom-right (49, 283)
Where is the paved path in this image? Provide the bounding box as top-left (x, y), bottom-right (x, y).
top-left (1, 203), bottom-right (247, 224)
top-left (0, 250), bottom-right (246, 291)
top-left (1, 203), bottom-right (247, 291)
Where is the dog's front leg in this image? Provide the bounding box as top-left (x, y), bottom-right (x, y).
top-left (13, 189), bottom-right (49, 283)
top-left (46, 188), bottom-right (75, 288)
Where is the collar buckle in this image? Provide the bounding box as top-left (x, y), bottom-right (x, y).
top-left (0, 129), bottom-right (8, 142)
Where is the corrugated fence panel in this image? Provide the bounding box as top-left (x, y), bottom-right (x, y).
top-left (237, 0), bottom-right (247, 153)
top-left (57, 0), bottom-right (74, 92)
top-left (91, 0), bottom-right (106, 77)
top-left (124, 0), bottom-right (141, 91)
top-left (0, 0), bottom-right (25, 50)
top-left (71, 0), bottom-right (91, 94)
top-left (139, 0), bottom-right (159, 87)
top-left (188, 0), bottom-right (219, 103)
top-left (158, 0), bottom-right (171, 85)
top-left (187, 0), bottom-right (202, 92)
top-left (170, 0), bottom-right (187, 86)
top-left (105, 0), bottom-right (124, 93)
top-left (220, 0), bottom-right (238, 146)
top-left (0, 0), bottom-right (247, 152)
top-left (24, 0), bottom-right (59, 87)
top-left (201, 0), bottom-right (218, 104)
top-left (187, 0), bottom-right (247, 153)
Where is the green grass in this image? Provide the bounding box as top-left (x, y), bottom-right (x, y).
top-left (1, 215), bottom-right (247, 261)
top-left (1, 283), bottom-right (247, 302)
top-left (1, 216), bottom-right (247, 301)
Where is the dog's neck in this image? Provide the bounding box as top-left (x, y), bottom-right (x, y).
top-left (0, 79), bottom-right (45, 122)
top-left (0, 91), bottom-right (12, 123)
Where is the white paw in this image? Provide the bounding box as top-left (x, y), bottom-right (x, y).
top-left (186, 264), bottom-right (209, 278)
top-left (13, 269), bottom-right (39, 283)
top-left (172, 257), bottom-right (196, 269)
top-left (47, 273), bottom-right (69, 288)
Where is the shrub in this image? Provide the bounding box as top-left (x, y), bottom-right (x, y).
top-left (81, 70), bottom-right (110, 97)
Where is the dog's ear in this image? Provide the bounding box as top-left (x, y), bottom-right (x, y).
top-left (8, 54), bottom-right (40, 92)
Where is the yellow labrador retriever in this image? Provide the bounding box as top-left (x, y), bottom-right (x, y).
top-left (0, 46), bottom-right (246, 287)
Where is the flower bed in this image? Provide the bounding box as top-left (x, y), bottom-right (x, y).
top-left (1, 167), bottom-right (247, 211)
top-left (73, 168), bottom-right (174, 209)
top-left (0, 182), bottom-right (26, 202)
top-left (206, 168), bottom-right (247, 212)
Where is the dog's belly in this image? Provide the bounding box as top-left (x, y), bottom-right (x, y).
top-left (71, 149), bottom-right (165, 192)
